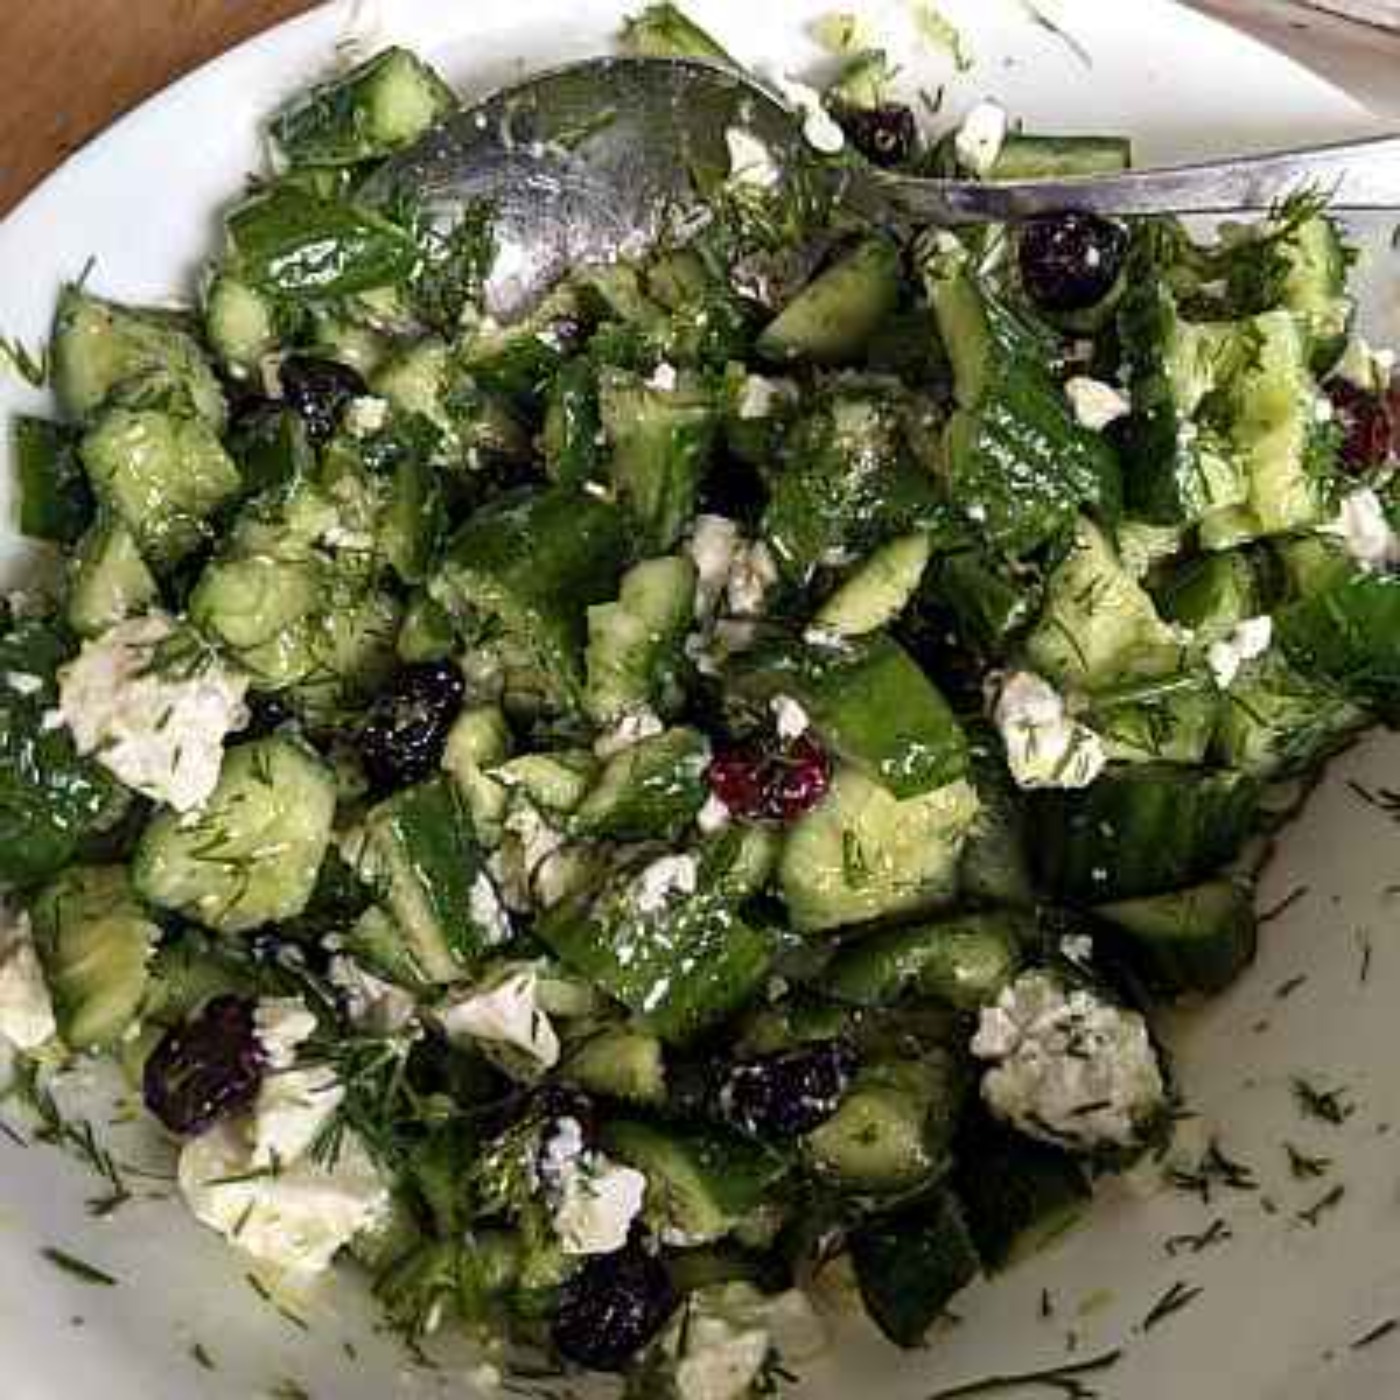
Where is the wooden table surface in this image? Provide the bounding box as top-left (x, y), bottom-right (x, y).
top-left (0, 0), bottom-right (320, 215)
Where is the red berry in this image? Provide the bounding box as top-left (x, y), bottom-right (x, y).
top-left (706, 734), bottom-right (831, 823)
top-left (706, 751), bottom-right (770, 821)
top-left (1327, 378), bottom-right (1394, 473)
top-left (769, 734), bottom-right (832, 820)
top-left (143, 995), bottom-right (267, 1137)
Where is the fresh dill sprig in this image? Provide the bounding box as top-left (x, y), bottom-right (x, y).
top-left (1139, 1280), bottom-right (1203, 1334)
top-left (190, 1342), bottom-right (217, 1371)
top-left (40, 1246), bottom-right (117, 1287)
top-left (1295, 1183), bottom-right (1346, 1228)
top-left (1352, 1318), bottom-right (1400, 1350)
top-left (1164, 1218), bottom-right (1232, 1257)
top-left (923, 1347), bottom-right (1123, 1399)
top-left (1168, 1137), bottom-right (1257, 1202)
top-left (0, 332), bottom-right (49, 388)
top-left (1284, 1142), bottom-right (1332, 1180)
top-left (1291, 1076), bottom-right (1354, 1126)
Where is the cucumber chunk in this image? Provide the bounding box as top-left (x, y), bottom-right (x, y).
top-left (270, 47), bottom-right (456, 167)
top-left (1097, 878), bottom-right (1257, 994)
top-left (825, 910), bottom-right (1030, 1010)
top-left (14, 416), bottom-right (92, 545)
top-left (31, 865), bottom-right (157, 1051)
top-left (731, 634), bottom-right (968, 799)
top-left (572, 727), bottom-right (709, 841)
top-left (778, 767), bottom-right (979, 933)
top-left (601, 1120), bottom-right (786, 1244)
top-left (989, 133), bottom-right (1131, 180)
top-left (619, 3), bottom-right (738, 64)
top-left (1031, 764), bottom-right (1259, 900)
top-left (65, 516), bottom-right (159, 638)
top-left (353, 777), bottom-right (505, 982)
top-left (1155, 549), bottom-right (1262, 637)
top-left (562, 1028), bottom-right (667, 1106)
top-left (850, 1190), bottom-right (980, 1347)
top-left (135, 738), bottom-right (337, 934)
top-left (80, 408), bottom-right (242, 569)
top-left (1277, 568), bottom-right (1400, 707)
top-left (203, 272), bottom-right (282, 377)
top-left (813, 531), bottom-right (932, 637)
top-left (757, 238), bottom-right (901, 366)
top-left (442, 705), bottom-right (512, 844)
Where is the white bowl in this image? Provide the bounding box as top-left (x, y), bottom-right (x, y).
top-left (2, 3), bottom-right (1398, 1397)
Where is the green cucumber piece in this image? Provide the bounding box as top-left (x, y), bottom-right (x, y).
top-left (812, 531), bottom-right (931, 637)
top-left (65, 516), bottom-right (158, 639)
top-left (731, 634), bottom-right (968, 798)
top-left (562, 1028), bottom-right (667, 1106)
top-left (989, 133), bottom-right (1131, 180)
top-left (1087, 670), bottom-right (1220, 767)
top-left (14, 416), bottom-right (92, 545)
top-left (756, 238), bottom-right (901, 366)
top-left (957, 754), bottom-right (1035, 908)
top-left (542, 356), bottom-right (602, 488)
top-left (203, 272), bottom-right (282, 377)
top-left (825, 910), bottom-right (1030, 1010)
top-left (778, 767), bottom-right (979, 933)
top-left (572, 727), bottom-right (709, 841)
top-left (135, 738), bottom-right (337, 934)
top-left (1277, 567), bottom-right (1400, 705)
top-left (1155, 549), bottom-right (1262, 637)
top-left (269, 47), bottom-right (456, 167)
top-left (1031, 764), bottom-right (1260, 900)
top-left (442, 705), bottom-right (511, 844)
top-left (619, 3), bottom-right (738, 64)
top-left (1096, 878), bottom-right (1257, 995)
top-left (934, 548), bottom-right (1041, 648)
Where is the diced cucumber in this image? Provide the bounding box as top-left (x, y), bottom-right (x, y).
top-left (1277, 568), bottom-right (1400, 706)
top-left (398, 592), bottom-right (457, 663)
top-left (1154, 549), bottom-right (1262, 637)
top-left (598, 369), bottom-right (718, 552)
top-left (850, 1190), bottom-right (980, 1348)
top-left (269, 47), bottom-right (456, 167)
top-left (430, 490), bottom-right (629, 710)
top-left (224, 403), bottom-right (312, 499)
top-left (803, 1054), bottom-right (963, 1194)
top-left (778, 767), bottom-right (979, 933)
top-left (65, 516), bottom-right (158, 638)
top-left (572, 727), bottom-right (709, 841)
top-left (442, 705), bottom-right (511, 844)
top-left (493, 751), bottom-right (596, 816)
top-left (51, 286), bottom-right (225, 425)
top-left (1025, 517), bottom-right (1184, 689)
top-left (601, 1120), bottom-right (786, 1244)
top-left (14, 416), bottom-right (92, 545)
top-left (584, 555), bottom-right (697, 726)
top-left (227, 185), bottom-right (418, 297)
top-left (953, 1115), bottom-right (1091, 1271)
top-left (730, 634), bottom-right (968, 799)
top-left (135, 738), bottom-right (337, 934)
top-left (699, 824), bottom-right (782, 902)
top-left (353, 777), bottom-right (504, 982)
top-left (825, 910), bottom-right (1030, 1010)
top-left (1087, 670), bottom-right (1220, 766)
top-left (957, 755), bottom-right (1035, 908)
top-left (1031, 764), bottom-right (1259, 900)
top-left (561, 1027), bottom-right (667, 1106)
top-left (203, 272), bottom-right (281, 377)
top-left (537, 876), bottom-right (774, 1044)
top-left (140, 930), bottom-right (259, 1029)
top-left (934, 548), bottom-right (1041, 648)
top-left (1096, 878), bottom-right (1257, 995)
top-left (812, 531), bottom-right (931, 637)
top-left (756, 238), bottom-right (901, 366)
top-left (619, 2), bottom-right (738, 64)
top-left (988, 133), bottom-right (1131, 180)
top-left (378, 454), bottom-right (446, 585)
top-left (31, 865), bottom-right (157, 1051)
top-left (80, 407), bottom-right (242, 569)
top-left (542, 356), bottom-right (602, 488)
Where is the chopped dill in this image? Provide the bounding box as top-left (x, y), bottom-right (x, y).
top-left (1295, 1183), bottom-right (1346, 1228)
top-left (1165, 1218), bottom-right (1232, 1256)
top-left (0, 332), bottom-right (49, 388)
top-left (1169, 1137), bottom-right (1257, 1202)
top-left (1139, 1280), bottom-right (1203, 1334)
top-left (1016, 0), bottom-right (1092, 67)
top-left (1274, 974), bottom-right (1308, 1000)
top-left (923, 1347), bottom-right (1123, 1399)
top-left (1284, 1142), bottom-right (1332, 1180)
top-left (191, 1342), bottom-right (217, 1371)
top-left (1258, 885), bottom-right (1309, 925)
top-left (41, 1247), bottom-right (117, 1287)
top-left (1291, 1077), bottom-right (1354, 1126)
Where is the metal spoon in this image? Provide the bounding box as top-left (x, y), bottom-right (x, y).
top-left (365, 54), bottom-right (1400, 322)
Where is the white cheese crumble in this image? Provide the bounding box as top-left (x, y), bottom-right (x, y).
top-left (327, 956), bottom-right (417, 1037)
top-left (4, 670), bottom-right (43, 696)
top-left (647, 361), bottom-right (679, 393)
top-left (775, 77), bottom-right (846, 154)
top-left (539, 1116), bottom-right (648, 1256)
top-left (1065, 376), bottom-right (1131, 432)
top-left (436, 966), bottom-right (560, 1070)
top-left (953, 100), bottom-right (1008, 177)
top-left (992, 671), bottom-right (1106, 790)
top-left (1335, 334), bottom-right (1397, 396)
top-left (469, 870), bottom-right (513, 945)
top-left (57, 614), bottom-right (249, 813)
top-left (972, 970), bottom-right (1165, 1150)
top-left (254, 997), bottom-right (318, 1070)
top-left (343, 395), bottom-right (390, 437)
top-left (725, 128), bottom-right (783, 190)
top-left (1330, 487), bottom-right (1400, 572)
top-left (727, 540), bottom-right (779, 617)
top-left (0, 909), bottom-right (56, 1052)
top-left (736, 373), bottom-right (789, 421)
top-left (489, 801), bottom-right (567, 912)
top-left (594, 706), bottom-right (665, 759)
top-left (1206, 615), bottom-right (1273, 689)
top-left (632, 854), bottom-right (699, 914)
top-left (689, 515), bottom-right (741, 621)
top-left (770, 693), bottom-right (810, 741)
top-left (697, 792), bottom-right (732, 835)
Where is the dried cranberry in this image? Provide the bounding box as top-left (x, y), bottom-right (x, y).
top-left (243, 691), bottom-right (295, 739)
top-left (833, 102), bottom-right (919, 168)
top-left (143, 995), bottom-right (267, 1137)
top-left (1326, 377), bottom-right (1394, 472)
top-left (360, 661), bottom-right (466, 794)
top-left (718, 1039), bottom-right (857, 1138)
top-left (279, 355), bottom-right (369, 445)
top-left (551, 1244), bottom-right (678, 1373)
top-left (707, 733), bottom-right (831, 823)
top-left (1017, 212), bottom-right (1128, 313)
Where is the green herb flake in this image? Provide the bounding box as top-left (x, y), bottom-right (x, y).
top-left (1296, 1183), bottom-right (1346, 1228)
top-left (1284, 1141), bottom-right (1331, 1180)
top-left (0, 333), bottom-right (48, 388)
top-left (1164, 1218), bottom-right (1232, 1257)
top-left (1291, 1077), bottom-right (1355, 1126)
top-left (41, 1247), bottom-right (118, 1287)
top-left (923, 1347), bottom-right (1123, 1399)
top-left (1352, 1318), bottom-right (1399, 1350)
top-left (1139, 1280), bottom-right (1203, 1334)
top-left (191, 1342), bottom-right (217, 1371)
top-left (911, 1), bottom-right (973, 72)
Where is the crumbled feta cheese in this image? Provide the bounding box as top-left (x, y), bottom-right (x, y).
top-left (57, 614), bottom-right (249, 812)
top-left (689, 515), bottom-right (741, 621)
top-left (1206, 615), bottom-right (1273, 689)
top-left (4, 670), bottom-right (42, 696)
top-left (972, 970), bottom-right (1165, 1150)
top-left (954, 100), bottom-right (1007, 177)
top-left (327, 957), bottom-right (417, 1037)
top-left (775, 78), bottom-right (846, 154)
top-left (0, 910), bottom-right (56, 1052)
top-left (726, 128), bottom-right (783, 190)
top-left (343, 395), bottom-right (390, 437)
top-left (992, 671), bottom-right (1106, 791)
top-left (539, 1116), bottom-right (648, 1256)
top-left (646, 362), bottom-right (679, 393)
top-left (253, 1065), bottom-right (345, 1168)
top-left (632, 854), bottom-right (699, 915)
top-left (490, 802), bottom-right (567, 912)
top-left (1064, 376), bottom-right (1131, 432)
top-left (676, 1315), bottom-right (771, 1400)
top-left (802, 625), bottom-right (852, 652)
top-left (697, 793), bottom-right (732, 835)
top-left (436, 966), bottom-right (560, 1070)
top-left (726, 541), bottom-right (779, 617)
top-left (254, 997), bottom-right (318, 1070)
top-left (770, 694), bottom-right (811, 741)
top-left (1335, 335), bottom-right (1397, 396)
top-left (469, 870), bottom-right (513, 945)
top-left (1060, 934), bottom-right (1095, 966)
top-left (736, 374), bottom-right (787, 420)
top-left (1330, 487), bottom-right (1400, 571)
top-left (594, 707), bottom-right (665, 759)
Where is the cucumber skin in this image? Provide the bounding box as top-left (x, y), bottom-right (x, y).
top-left (14, 416), bottom-right (92, 545)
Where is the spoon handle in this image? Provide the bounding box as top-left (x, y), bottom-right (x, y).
top-left (871, 133), bottom-right (1400, 224)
